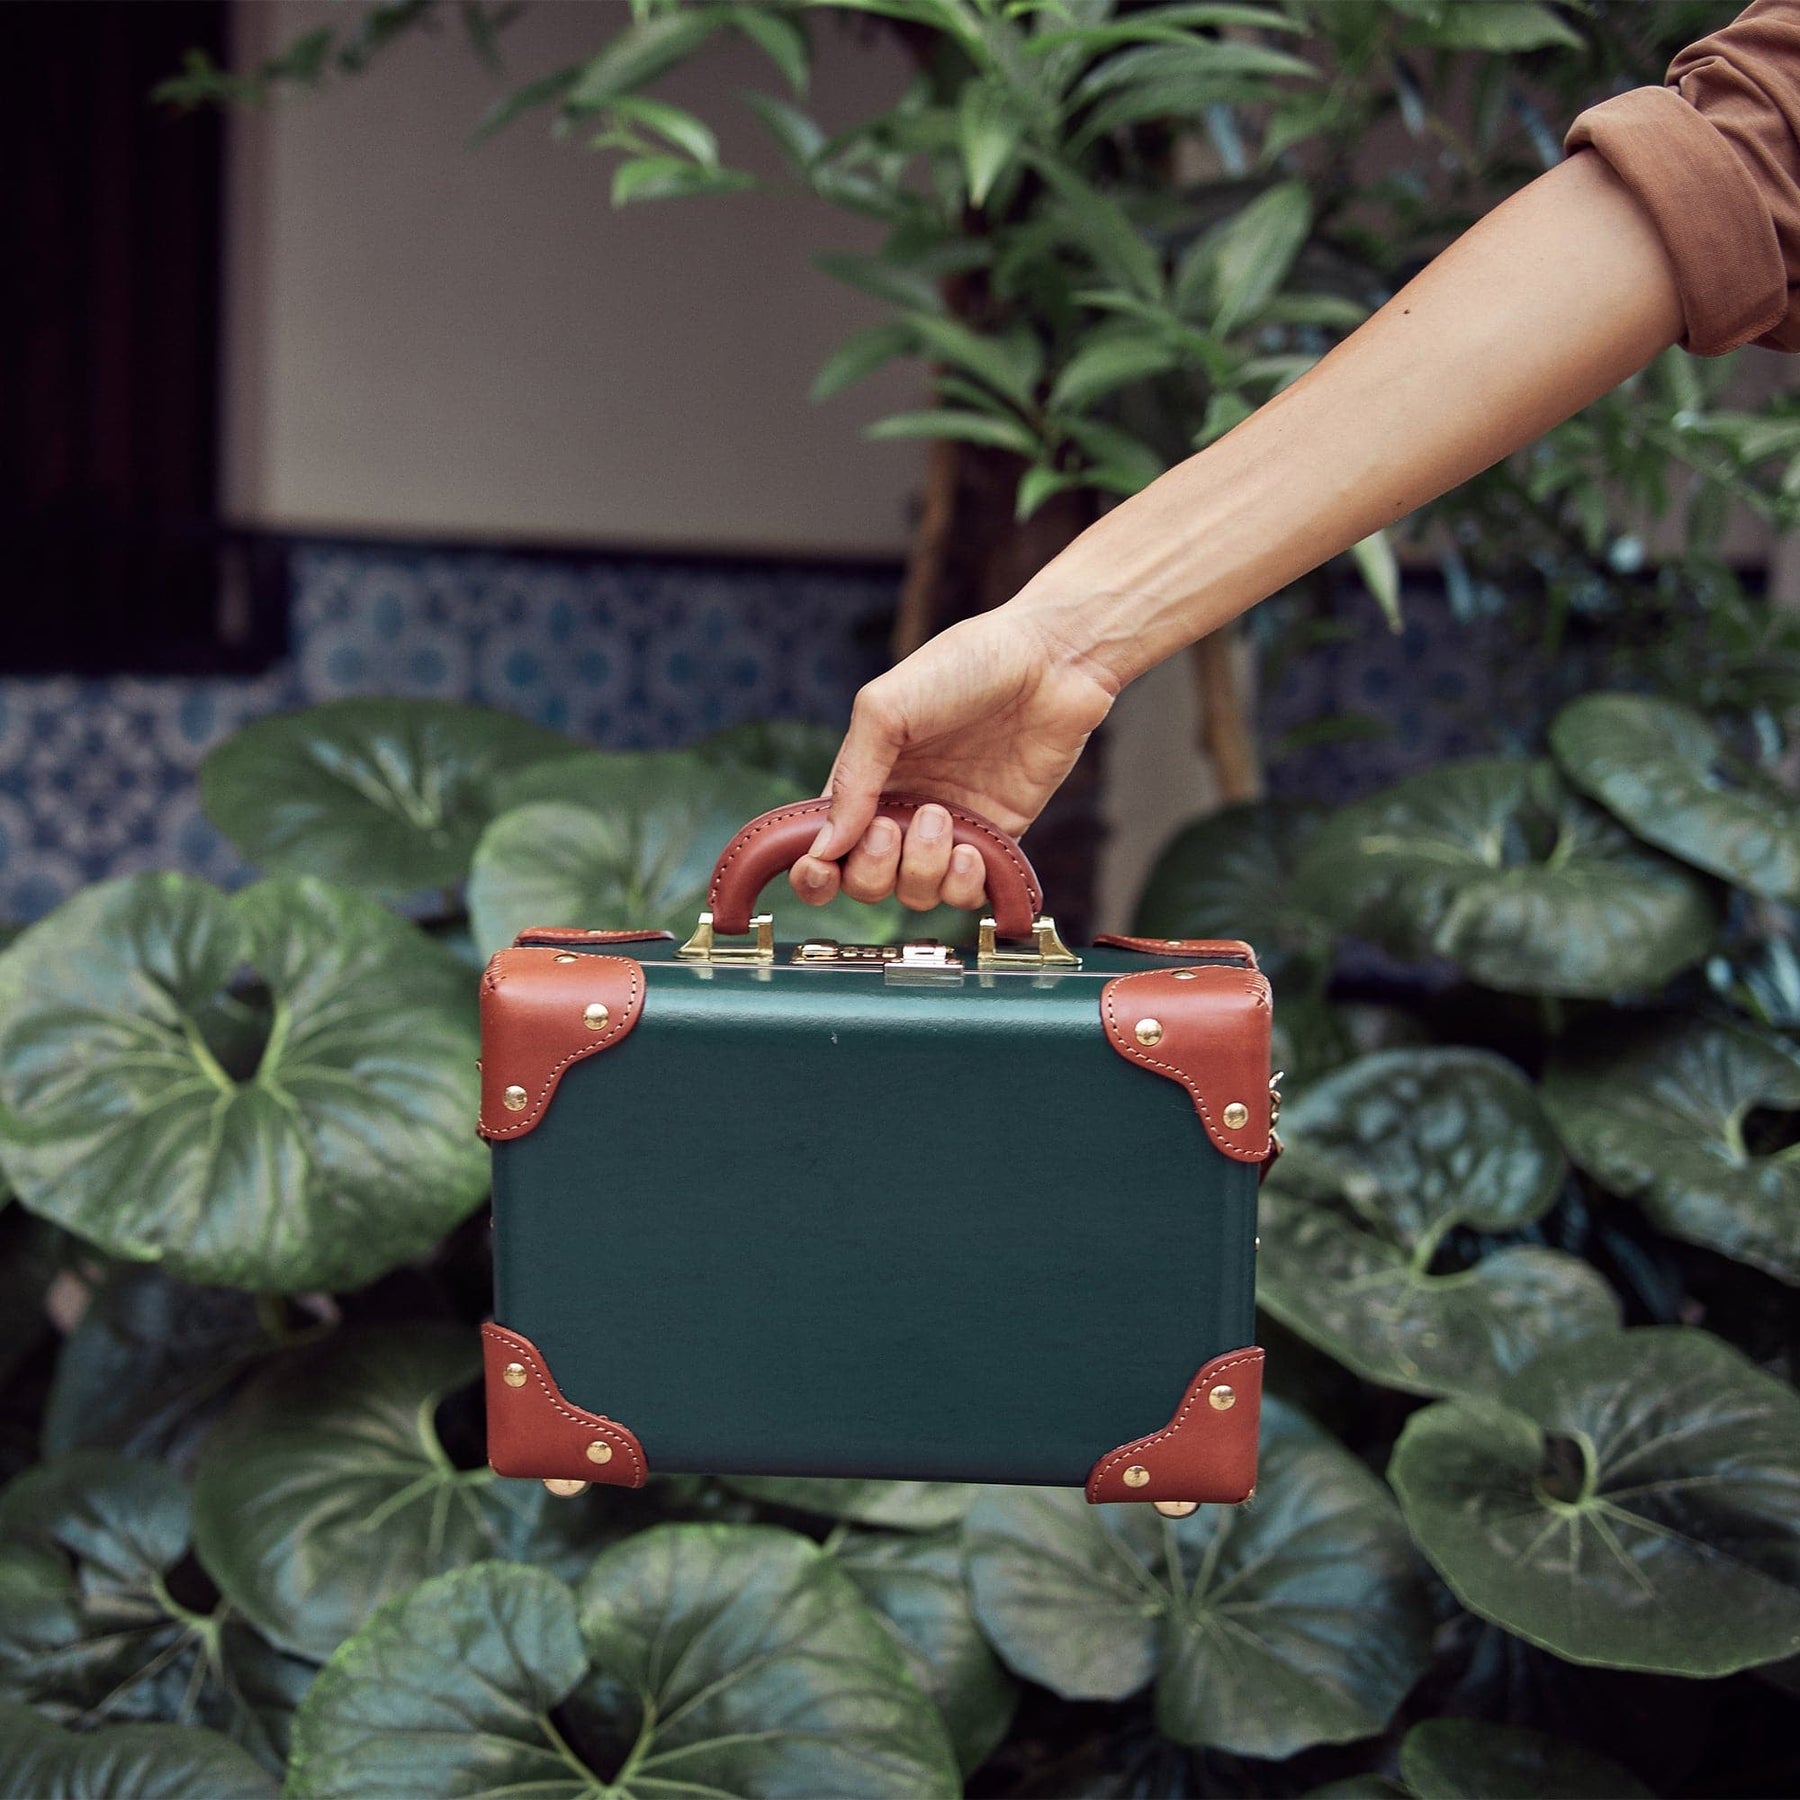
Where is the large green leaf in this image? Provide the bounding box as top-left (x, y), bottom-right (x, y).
top-left (833, 1528), bottom-right (1017, 1775)
top-left (0, 876), bottom-right (487, 1293)
top-left (1398, 1718), bottom-right (1650, 1799)
top-left (469, 752), bottom-right (940, 954)
top-left (288, 1535), bottom-right (961, 1798)
top-left (199, 698), bottom-right (584, 895)
top-left (718, 1476), bottom-right (979, 1530)
top-left (1283, 1048), bottom-right (1567, 1242)
top-left (577, 1523), bottom-right (958, 1795)
top-left (965, 1399), bottom-right (1433, 1758)
top-left (192, 1328), bottom-right (620, 1663)
top-left (1401, 1), bottom-right (1582, 52)
top-left (1298, 759), bottom-right (1719, 997)
top-left (1543, 1016), bottom-right (1800, 1285)
top-left (1210, 180), bottom-right (1311, 335)
top-left (43, 1266), bottom-right (266, 1462)
top-left (691, 717), bottom-right (839, 796)
top-left (1260, 1050), bottom-right (1616, 1397)
top-left (1551, 692), bottom-right (1800, 903)
top-left (285, 1562), bottom-right (592, 1799)
top-left (0, 1453), bottom-right (312, 1765)
top-left (1389, 1327), bottom-right (1800, 1675)
top-left (1131, 800), bottom-right (1332, 990)
top-left (0, 1704), bottom-right (277, 1800)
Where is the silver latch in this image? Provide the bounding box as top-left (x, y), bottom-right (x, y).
top-left (897, 942), bottom-right (960, 969)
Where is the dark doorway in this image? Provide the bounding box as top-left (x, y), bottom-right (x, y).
top-left (0, 0), bottom-right (279, 674)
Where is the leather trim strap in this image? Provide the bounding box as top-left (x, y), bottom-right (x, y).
top-left (1087, 1346), bottom-right (1262, 1505)
top-left (483, 1322), bottom-right (648, 1486)
top-left (707, 793), bottom-right (1043, 940)
top-left (1096, 934), bottom-right (1258, 970)
top-left (512, 927), bottom-right (675, 947)
top-left (479, 949), bottom-right (646, 1139)
top-left (1101, 964), bottom-right (1273, 1163)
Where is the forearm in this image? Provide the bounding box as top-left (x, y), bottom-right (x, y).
top-left (1014, 151), bottom-right (1685, 690)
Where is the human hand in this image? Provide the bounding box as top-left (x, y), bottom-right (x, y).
top-left (790, 606), bottom-right (1118, 913)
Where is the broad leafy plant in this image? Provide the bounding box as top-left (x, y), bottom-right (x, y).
top-left (0, 0), bottom-right (1790, 1791)
top-left (2, 683), bottom-right (1796, 1791)
top-left (160, 0), bottom-right (1796, 641)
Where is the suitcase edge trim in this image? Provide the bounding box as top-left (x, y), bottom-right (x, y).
top-left (478, 949), bottom-right (646, 1140)
top-left (1086, 1345), bottom-right (1263, 1505)
top-left (1101, 964), bottom-right (1275, 1162)
top-left (483, 1321), bottom-right (649, 1487)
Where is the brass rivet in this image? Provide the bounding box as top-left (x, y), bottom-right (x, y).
top-left (583, 1002), bottom-right (610, 1032)
top-left (555, 953), bottom-right (578, 963)
top-left (1210, 1385), bottom-right (1236, 1411)
top-left (543, 1478), bottom-right (589, 1497)
top-left (1163, 938), bottom-right (1182, 946)
top-left (1173, 970), bottom-right (1197, 980)
top-left (1134, 1018), bottom-right (1163, 1047)
top-left (1154, 1499), bottom-right (1200, 1518)
top-left (502, 1362), bottom-right (528, 1388)
top-left (1123, 1465), bottom-right (1150, 1488)
top-left (502, 1084), bottom-right (529, 1112)
top-left (1222, 1101), bottom-right (1249, 1129)
top-left (585, 1440), bottom-right (614, 1465)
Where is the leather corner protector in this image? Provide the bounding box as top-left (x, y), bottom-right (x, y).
top-left (1086, 1346), bottom-right (1262, 1505)
top-left (1100, 964), bottom-right (1273, 1162)
top-left (512, 927), bottom-right (675, 947)
top-left (479, 948), bottom-right (646, 1139)
top-left (483, 1322), bottom-right (648, 1486)
top-left (1096, 934), bottom-right (1258, 969)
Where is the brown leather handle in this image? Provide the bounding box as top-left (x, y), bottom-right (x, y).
top-left (706, 794), bottom-right (1044, 939)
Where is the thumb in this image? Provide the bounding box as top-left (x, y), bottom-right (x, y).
top-left (807, 689), bottom-right (900, 862)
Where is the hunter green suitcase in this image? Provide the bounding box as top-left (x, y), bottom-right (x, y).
top-left (479, 794), bottom-right (1276, 1514)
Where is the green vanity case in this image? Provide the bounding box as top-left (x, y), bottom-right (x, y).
top-left (480, 798), bottom-right (1274, 1509)
top-left (493, 939), bottom-right (1259, 1486)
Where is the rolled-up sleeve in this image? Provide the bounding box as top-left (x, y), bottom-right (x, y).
top-left (1565, 0), bottom-right (1800, 355)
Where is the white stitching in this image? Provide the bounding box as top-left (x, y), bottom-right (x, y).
top-left (483, 954), bottom-right (643, 1139)
top-left (485, 1323), bottom-right (646, 1483)
top-left (1088, 1350), bottom-right (1262, 1490)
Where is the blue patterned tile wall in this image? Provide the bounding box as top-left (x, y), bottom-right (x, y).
top-left (1257, 582), bottom-right (1574, 808)
top-left (0, 544), bottom-right (1577, 924)
top-left (0, 540), bottom-right (899, 921)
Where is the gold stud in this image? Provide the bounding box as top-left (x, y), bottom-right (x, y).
top-left (1209, 1385), bottom-right (1236, 1411)
top-left (555, 953), bottom-right (578, 963)
top-left (1173, 970), bottom-right (1197, 980)
top-left (502, 1362), bottom-right (528, 1388)
top-left (1163, 938), bottom-right (1182, 947)
top-left (543, 1478), bottom-right (589, 1497)
top-left (1154, 1499), bottom-right (1200, 1518)
top-left (1134, 1019), bottom-right (1163, 1047)
top-left (1222, 1101), bottom-right (1249, 1129)
top-left (585, 1441), bottom-right (614, 1465)
top-left (502, 1084), bottom-right (529, 1112)
top-left (1123, 1465), bottom-right (1150, 1488)
top-left (583, 1002), bottom-right (610, 1032)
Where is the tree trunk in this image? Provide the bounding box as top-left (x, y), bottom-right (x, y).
top-left (1191, 629), bottom-right (1261, 804)
top-left (890, 439), bottom-right (1104, 941)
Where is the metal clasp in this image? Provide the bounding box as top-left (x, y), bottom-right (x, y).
top-left (976, 914), bottom-right (1081, 970)
top-left (676, 911), bottom-right (775, 963)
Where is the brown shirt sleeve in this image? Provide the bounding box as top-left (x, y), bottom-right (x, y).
top-left (1564, 0), bottom-right (1800, 355)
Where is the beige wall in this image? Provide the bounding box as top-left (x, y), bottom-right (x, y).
top-left (224, 1), bottom-right (925, 555)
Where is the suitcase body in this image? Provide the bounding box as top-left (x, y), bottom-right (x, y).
top-left (479, 797), bottom-right (1275, 1510)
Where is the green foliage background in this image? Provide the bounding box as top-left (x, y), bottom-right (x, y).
top-left (3, 2), bottom-right (1797, 1795)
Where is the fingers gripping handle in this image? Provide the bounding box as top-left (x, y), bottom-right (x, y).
top-left (707, 794), bottom-right (1045, 940)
